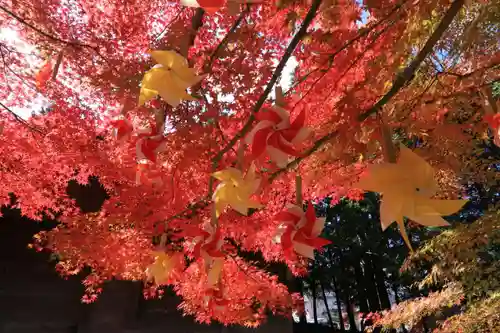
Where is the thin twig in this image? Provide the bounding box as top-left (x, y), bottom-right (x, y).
top-left (205, 6), bottom-right (249, 71)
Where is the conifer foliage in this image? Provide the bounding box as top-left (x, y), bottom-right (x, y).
top-left (0, 0), bottom-right (499, 327)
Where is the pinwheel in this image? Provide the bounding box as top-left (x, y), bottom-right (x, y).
top-left (483, 114), bottom-right (500, 147)
top-left (212, 163), bottom-right (262, 217)
top-left (187, 223), bottom-right (224, 285)
top-left (136, 161), bottom-right (163, 186)
top-left (245, 107), bottom-right (311, 168)
top-left (146, 251), bottom-right (184, 285)
top-left (180, 0), bottom-right (261, 14)
top-left (355, 144), bottom-right (467, 249)
top-left (135, 123), bottom-right (167, 163)
top-left (35, 59), bottom-right (53, 90)
top-left (139, 50), bottom-right (205, 107)
top-left (110, 115), bottom-right (133, 141)
top-left (204, 285), bottom-right (229, 311)
top-left (275, 203), bottom-right (330, 260)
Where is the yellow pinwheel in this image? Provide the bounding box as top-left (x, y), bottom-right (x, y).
top-left (212, 163), bottom-right (263, 217)
top-left (355, 144), bottom-right (467, 249)
top-left (146, 251), bottom-right (182, 285)
top-left (139, 50), bottom-right (205, 107)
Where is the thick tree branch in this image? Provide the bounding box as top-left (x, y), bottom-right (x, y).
top-left (162, 0), bottom-right (465, 225)
top-left (209, 0), bottom-right (323, 178)
top-left (0, 5), bottom-right (98, 50)
top-left (357, 0), bottom-right (465, 122)
top-left (0, 102), bottom-right (45, 134)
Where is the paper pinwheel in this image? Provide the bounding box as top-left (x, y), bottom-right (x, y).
top-left (36, 59), bottom-right (53, 90)
top-left (110, 115), bottom-right (133, 141)
top-left (484, 114), bottom-right (500, 147)
top-left (135, 124), bottom-right (167, 163)
top-left (146, 251), bottom-right (183, 285)
top-left (180, 0), bottom-right (261, 14)
top-left (355, 144), bottom-right (467, 249)
top-left (275, 203), bottom-right (331, 260)
top-left (204, 285), bottom-right (229, 311)
top-left (212, 163), bottom-right (263, 217)
top-left (139, 50), bottom-right (204, 107)
top-left (245, 107), bottom-right (311, 168)
top-left (136, 161), bottom-right (163, 186)
top-left (189, 223), bottom-right (225, 285)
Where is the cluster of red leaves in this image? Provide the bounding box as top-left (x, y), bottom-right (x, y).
top-left (1, 0), bottom-right (499, 325)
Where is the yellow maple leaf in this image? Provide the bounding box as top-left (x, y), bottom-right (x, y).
top-left (138, 50), bottom-right (205, 107)
top-left (212, 163), bottom-right (263, 217)
top-left (355, 144), bottom-right (467, 249)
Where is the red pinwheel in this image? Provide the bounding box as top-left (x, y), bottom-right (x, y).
top-left (204, 285), bottom-right (229, 311)
top-left (136, 161), bottom-right (163, 186)
top-left (184, 223), bottom-right (224, 285)
top-left (35, 60), bottom-right (53, 91)
top-left (110, 115), bottom-right (133, 141)
top-left (246, 106), bottom-right (311, 168)
top-left (189, 223), bottom-right (224, 259)
top-left (180, 0), bottom-right (225, 13)
top-left (275, 203), bottom-right (330, 260)
top-left (484, 113), bottom-right (500, 147)
top-left (135, 123), bottom-right (167, 163)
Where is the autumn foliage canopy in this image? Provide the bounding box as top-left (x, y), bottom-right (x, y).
top-left (0, 0), bottom-right (499, 327)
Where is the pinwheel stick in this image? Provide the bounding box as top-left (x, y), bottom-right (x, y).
top-left (211, 204), bottom-right (218, 227)
top-left (236, 141), bottom-right (245, 171)
top-left (296, 174), bottom-right (302, 206)
top-left (159, 233), bottom-right (167, 248)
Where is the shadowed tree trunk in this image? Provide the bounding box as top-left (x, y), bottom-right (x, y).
top-left (362, 256), bottom-right (381, 312)
top-left (372, 255), bottom-right (391, 310)
top-left (353, 262), bottom-right (369, 314)
top-left (311, 280), bottom-right (318, 325)
top-left (320, 279), bottom-right (334, 328)
top-left (331, 274), bottom-right (345, 332)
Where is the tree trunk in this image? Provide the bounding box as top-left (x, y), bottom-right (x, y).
top-left (336, 250), bottom-right (357, 332)
top-left (353, 262), bottom-right (369, 313)
top-left (311, 280), bottom-right (319, 325)
top-left (343, 292), bottom-right (357, 332)
top-left (331, 274), bottom-right (345, 332)
top-left (298, 278), bottom-right (308, 324)
top-left (362, 256), bottom-right (381, 312)
top-left (371, 256), bottom-right (391, 310)
top-left (320, 279), bottom-right (334, 328)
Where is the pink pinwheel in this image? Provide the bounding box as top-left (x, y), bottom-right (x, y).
top-left (484, 113), bottom-right (500, 147)
top-left (136, 161), bottom-right (163, 187)
top-left (135, 123), bottom-right (167, 163)
top-left (185, 223), bottom-right (224, 285)
top-left (246, 106), bottom-right (311, 168)
top-left (204, 285), bottom-right (229, 311)
top-left (275, 203), bottom-right (330, 260)
top-left (110, 115), bottom-right (133, 141)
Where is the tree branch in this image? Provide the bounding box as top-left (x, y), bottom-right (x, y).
top-left (0, 5), bottom-right (98, 50)
top-left (205, 6), bottom-right (249, 72)
top-left (357, 0), bottom-right (465, 122)
top-left (210, 0), bottom-right (323, 171)
top-left (0, 102), bottom-right (45, 134)
top-left (270, 0), bottom-right (466, 181)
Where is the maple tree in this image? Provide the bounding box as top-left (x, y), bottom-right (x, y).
top-left (0, 0), bottom-right (499, 327)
